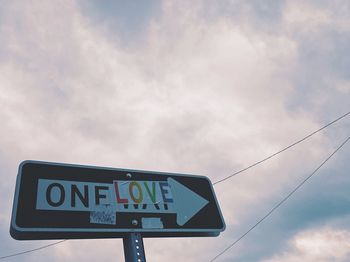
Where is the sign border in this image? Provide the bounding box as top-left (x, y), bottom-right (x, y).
top-left (11, 160), bottom-right (226, 239)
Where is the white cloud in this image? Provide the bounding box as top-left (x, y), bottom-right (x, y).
top-left (283, 0), bottom-right (350, 34)
top-left (264, 227), bottom-right (350, 262)
top-left (335, 79), bottom-right (350, 93)
top-left (283, 1), bottom-right (331, 32)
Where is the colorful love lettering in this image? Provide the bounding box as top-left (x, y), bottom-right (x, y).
top-left (159, 182), bottom-right (174, 203)
top-left (114, 181), bottom-right (128, 204)
top-left (144, 181), bottom-right (156, 203)
top-left (129, 182), bottom-right (143, 203)
top-left (113, 180), bottom-right (174, 205)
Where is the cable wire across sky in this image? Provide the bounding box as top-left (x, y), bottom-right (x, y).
top-left (210, 134), bottom-right (350, 261)
top-left (0, 240), bottom-right (67, 260)
top-left (213, 110), bottom-right (350, 185)
top-left (0, 111), bottom-right (349, 260)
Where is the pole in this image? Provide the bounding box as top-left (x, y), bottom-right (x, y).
top-left (123, 233), bottom-right (146, 262)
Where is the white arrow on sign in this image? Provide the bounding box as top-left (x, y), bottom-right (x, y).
top-left (36, 178), bottom-right (209, 226)
top-left (168, 178), bottom-right (209, 226)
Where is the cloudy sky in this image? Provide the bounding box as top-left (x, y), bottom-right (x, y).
top-left (1, 0), bottom-right (350, 261)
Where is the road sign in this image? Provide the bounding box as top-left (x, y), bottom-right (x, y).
top-left (11, 160), bottom-right (225, 240)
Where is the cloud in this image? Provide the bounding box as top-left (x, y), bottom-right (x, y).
top-left (282, 0), bottom-right (350, 34)
top-left (279, 0), bottom-right (350, 119)
top-left (264, 227), bottom-right (350, 262)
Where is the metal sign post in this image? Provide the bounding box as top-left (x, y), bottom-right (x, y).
top-left (123, 233), bottom-right (146, 262)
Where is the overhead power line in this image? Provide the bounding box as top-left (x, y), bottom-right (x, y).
top-left (213, 111), bottom-right (350, 185)
top-left (0, 240), bottom-right (67, 260)
top-left (210, 135), bottom-right (350, 261)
